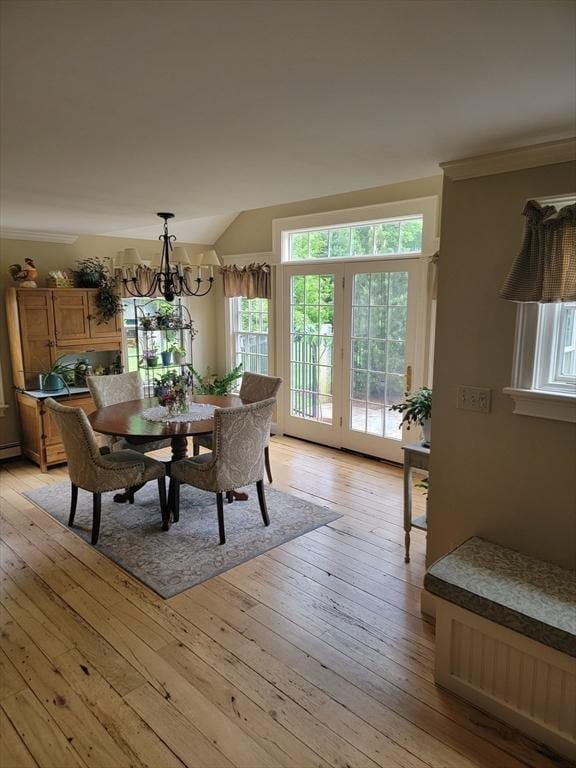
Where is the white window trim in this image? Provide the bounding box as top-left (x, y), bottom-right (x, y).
top-left (272, 196), bottom-right (439, 264)
top-left (504, 194), bottom-right (576, 423)
top-left (505, 303), bottom-right (576, 423)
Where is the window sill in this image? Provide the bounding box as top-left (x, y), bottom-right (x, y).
top-left (503, 387), bottom-right (576, 423)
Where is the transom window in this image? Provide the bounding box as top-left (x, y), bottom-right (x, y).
top-left (231, 298), bottom-right (269, 380)
top-left (288, 216), bottom-right (423, 262)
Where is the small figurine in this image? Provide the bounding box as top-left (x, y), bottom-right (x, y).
top-left (9, 258), bottom-right (38, 287)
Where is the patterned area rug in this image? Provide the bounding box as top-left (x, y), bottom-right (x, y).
top-left (24, 483), bottom-right (341, 598)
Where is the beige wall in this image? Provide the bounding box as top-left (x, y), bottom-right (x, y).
top-left (215, 176), bottom-right (442, 256)
top-left (214, 175), bottom-right (443, 374)
top-left (428, 161), bottom-right (576, 570)
top-left (0, 235), bottom-right (218, 448)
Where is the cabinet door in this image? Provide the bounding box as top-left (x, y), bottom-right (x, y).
top-left (53, 290), bottom-right (91, 344)
top-left (17, 290), bottom-right (56, 388)
top-left (88, 293), bottom-right (122, 339)
top-left (42, 395), bottom-right (96, 466)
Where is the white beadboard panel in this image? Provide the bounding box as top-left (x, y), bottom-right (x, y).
top-left (434, 597), bottom-right (576, 761)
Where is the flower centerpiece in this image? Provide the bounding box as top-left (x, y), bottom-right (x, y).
top-left (153, 368), bottom-right (194, 415)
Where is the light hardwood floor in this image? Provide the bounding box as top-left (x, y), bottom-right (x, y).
top-left (0, 437), bottom-right (570, 768)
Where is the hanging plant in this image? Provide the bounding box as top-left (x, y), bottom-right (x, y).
top-left (73, 257), bottom-right (123, 323)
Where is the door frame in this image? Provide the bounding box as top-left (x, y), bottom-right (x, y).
top-left (276, 254), bottom-right (428, 458)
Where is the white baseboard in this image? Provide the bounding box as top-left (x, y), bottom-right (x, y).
top-left (420, 590), bottom-right (436, 619)
top-left (434, 596), bottom-right (576, 761)
top-left (0, 443), bottom-right (21, 460)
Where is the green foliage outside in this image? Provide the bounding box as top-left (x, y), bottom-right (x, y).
top-left (289, 218), bottom-right (422, 261)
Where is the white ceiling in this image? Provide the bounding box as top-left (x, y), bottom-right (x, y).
top-left (1, 0), bottom-right (574, 243)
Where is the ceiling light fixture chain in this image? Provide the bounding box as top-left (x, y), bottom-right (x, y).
top-left (118, 212), bottom-right (218, 302)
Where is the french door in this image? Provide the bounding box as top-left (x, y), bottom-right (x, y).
top-left (282, 259), bottom-right (423, 462)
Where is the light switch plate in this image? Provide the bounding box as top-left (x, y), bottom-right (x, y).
top-left (457, 385), bottom-right (492, 413)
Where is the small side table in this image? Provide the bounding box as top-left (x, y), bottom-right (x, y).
top-left (402, 442), bottom-right (430, 563)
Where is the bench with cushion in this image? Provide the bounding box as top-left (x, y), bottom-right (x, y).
top-left (425, 537), bottom-right (576, 760)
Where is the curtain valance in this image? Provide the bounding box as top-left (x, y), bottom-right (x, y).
top-left (220, 263), bottom-right (271, 299)
top-left (112, 266), bottom-right (169, 298)
top-left (500, 200), bottom-right (576, 303)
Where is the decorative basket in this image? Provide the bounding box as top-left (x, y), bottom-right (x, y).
top-left (46, 277), bottom-right (75, 288)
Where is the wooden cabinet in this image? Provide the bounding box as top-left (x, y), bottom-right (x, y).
top-left (88, 292), bottom-right (123, 339)
top-left (13, 290), bottom-right (56, 387)
top-left (5, 287), bottom-right (123, 389)
top-left (53, 290), bottom-right (91, 344)
top-left (17, 391), bottom-right (97, 471)
top-left (5, 286), bottom-right (124, 471)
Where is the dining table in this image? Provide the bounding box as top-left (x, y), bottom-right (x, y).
top-left (88, 393), bottom-right (246, 502)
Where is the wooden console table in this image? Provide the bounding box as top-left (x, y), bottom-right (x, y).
top-left (402, 442), bottom-right (430, 563)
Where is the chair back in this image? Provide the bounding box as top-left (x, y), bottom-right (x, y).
top-left (45, 398), bottom-right (142, 492)
top-left (239, 372), bottom-right (282, 403)
top-left (212, 397), bottom-right (275, 489)
top-left (87, 371), bottom-right (143, 409)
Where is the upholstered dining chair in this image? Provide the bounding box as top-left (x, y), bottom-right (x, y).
top-left (192, 371), bottom-right (282, 483)
top-left (46, 398), bottom-right (167, 545)
top-left (87, 371), bottom-right (172, 455)
top-left (169, 397), bottom-right (275, 544)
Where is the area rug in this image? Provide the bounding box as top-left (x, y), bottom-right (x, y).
top-left (24, 483), bottom-right (341, 598)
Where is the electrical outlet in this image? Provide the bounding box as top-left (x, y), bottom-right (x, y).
top-left (457, 385), bottom-right (492, 413)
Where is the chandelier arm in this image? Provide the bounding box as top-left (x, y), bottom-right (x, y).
top-left (120, 213), bottom-right (214, 301)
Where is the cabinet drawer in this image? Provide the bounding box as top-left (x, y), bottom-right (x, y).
top-left (45, 443), bottom-right (68, 464)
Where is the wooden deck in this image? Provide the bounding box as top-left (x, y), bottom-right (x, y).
top-left (0, 436), bottom-right (569, 768)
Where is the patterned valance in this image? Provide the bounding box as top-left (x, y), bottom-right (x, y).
top-left (501, 200), bottom-right (576, 303)
top-left (220, 263), bottom-right (271, 299)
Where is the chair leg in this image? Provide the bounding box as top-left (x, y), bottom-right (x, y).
top-left (157, 477), bottom-right (168, 530)
top-left (192, 441), bottom-right (200, 457)
top-left (226, 490), bottom-right (234, 504)
top-left (216, 492), bottom-right (225, 544)
top-left (169, 478), bottom-right (180, 523)
top-left (69, 483), bottom-right (78, 527)
top-left (264, 446), bottom-right (273, 484)
top-left (256, 479), bottom-right (270, 527)
top-left (91, 493), bottom-right (102, 545)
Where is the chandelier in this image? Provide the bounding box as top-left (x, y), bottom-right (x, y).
top-left (117, 212), bottom-right (219, 302)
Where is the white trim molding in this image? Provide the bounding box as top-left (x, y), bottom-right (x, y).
top-left (0, 228), bottom-right (79, 244)
top-left (0, 443), bottom-right (21, 460)
top-left (440, 137), bottom-right (576, 181)
top-left (503, 387), bottom-right (576, 423)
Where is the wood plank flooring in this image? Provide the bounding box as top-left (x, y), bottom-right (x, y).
top-left (0, 436), bottom-right (571, 768)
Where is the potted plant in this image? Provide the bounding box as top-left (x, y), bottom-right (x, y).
top-left (161, 347), bottom-right (173, 366)
top-left (155, 305), bottom-right (174, 330)
top-left (190, 364), bottom-right (243, 395)
top-left (40, 356), bottom-right (76, 393)
top-left (73, 257), bottom-right (122, 323)
top-left (142, 345), bottom-right (159, 367)
top-left (389, 386), bottom-right (432, 446)
top-left (170, 344), bottom-right (186, 364)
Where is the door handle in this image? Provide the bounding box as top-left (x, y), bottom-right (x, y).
top-left (406, 365), bottom-right (413, 392)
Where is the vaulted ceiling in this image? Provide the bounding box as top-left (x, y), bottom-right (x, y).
top-left (1, 0), bottom-right (574, 242)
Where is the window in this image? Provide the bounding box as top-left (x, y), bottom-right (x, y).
top-left (504, 194), bottom-right (576, 423)
top-left (288, 216), bottom-right (423, 261)
top-left (505, 302), bottom-right (576, 422)
top-left (230, 298), bottom-right (269, 381)
top-left (536, 302), bottom-right (576, 392)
